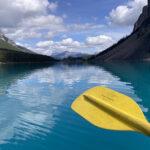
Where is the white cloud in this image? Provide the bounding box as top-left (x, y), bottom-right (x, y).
top-left (36, 41), bottom-right (54, 47)
top-left (30, 34), bottom-right (115, 56)
top-left (34, 38), bottom-right (84, 55)
top-left (86, 35), bottom-right (114, 46)
top-left (0, 0), bottom-right (105, 41)
top-left (48, 1), bottom-right (58, 13)
top-left (45, 32), bottom-right (57, 39)
top-left (66, 23), bottom-right (105, 32)
top-left (5, 28), bottom-right (42, 40)
top-left (21, 15), bottom-right (63, 28)
top-left (0, 0), bottom-right (49, 27)
top-left (107, 0), bottom-right (147, 27)
top-left (61, 38), bottom-right (82, 47)
top-left (0, 0), bottom-right (112, 55)
top-left (0, 0), bottom-right (65, 40)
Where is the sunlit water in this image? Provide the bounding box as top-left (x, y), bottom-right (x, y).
top-left (0, 62), bottom-right (150, 150)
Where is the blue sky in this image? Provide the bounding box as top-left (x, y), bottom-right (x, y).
top-left (0, 0), bottom-right (147, 55)
top-left (56, 0), bottom-right (125, 23)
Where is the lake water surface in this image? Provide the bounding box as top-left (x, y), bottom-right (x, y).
top-left (0, 62), bottom-right (150, 150)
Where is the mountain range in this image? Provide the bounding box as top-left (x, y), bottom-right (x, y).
top-left (1, 2), bottom-right (150, 63)
top-left (51, 51), bottom-right (88, 59)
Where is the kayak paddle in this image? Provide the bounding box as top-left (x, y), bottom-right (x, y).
top-left (71, 86), bottom-right (150, 137)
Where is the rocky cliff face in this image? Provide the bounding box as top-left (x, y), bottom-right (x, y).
top-left (134, 6), bottom-right (148, 31)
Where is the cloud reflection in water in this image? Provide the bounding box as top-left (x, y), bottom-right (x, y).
top-left (0, 64), bottom-right (148, 146)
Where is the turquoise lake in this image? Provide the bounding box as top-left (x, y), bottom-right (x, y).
top-left (0, 62), bottom-right (150, 150)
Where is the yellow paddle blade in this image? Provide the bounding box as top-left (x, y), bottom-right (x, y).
top-left (71, 86), bottom-right (150, 136)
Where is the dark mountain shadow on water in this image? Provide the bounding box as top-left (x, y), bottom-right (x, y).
top-left (97, 61), bottom-right (150, 111)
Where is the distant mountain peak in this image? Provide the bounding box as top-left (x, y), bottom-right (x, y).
top-left (51, 51), bottom-right (88, 59)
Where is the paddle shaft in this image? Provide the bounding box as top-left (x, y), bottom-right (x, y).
top-left (84, 94), bottom-right (150, 137)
